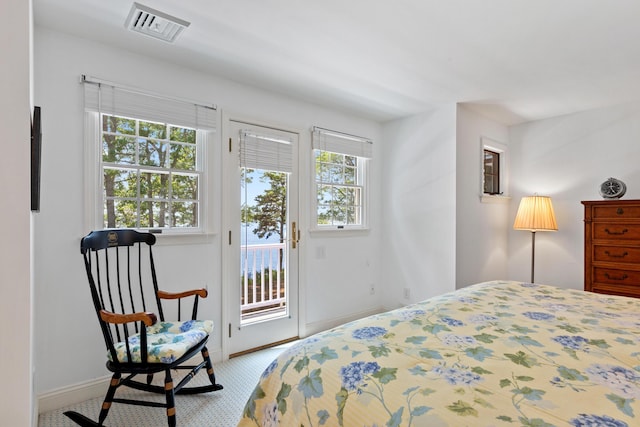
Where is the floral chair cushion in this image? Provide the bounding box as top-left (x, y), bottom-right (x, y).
top-left (109, 319), bottom-right (213, 364)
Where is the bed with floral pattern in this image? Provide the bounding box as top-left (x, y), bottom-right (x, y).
top-left (237, 280), bottom-right (640, 427)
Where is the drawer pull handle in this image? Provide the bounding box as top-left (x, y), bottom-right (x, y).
top-left (617, 208), bottom-right (625, 215)
top-left (604, 250), bottom-right (629, 258)
top-left (604, 273), bottom-right (629, 281)
top-left (604, 228), bottom-right (628, 235)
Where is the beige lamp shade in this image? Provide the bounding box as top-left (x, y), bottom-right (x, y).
top-left (513, 196), bottom-right (558, 232)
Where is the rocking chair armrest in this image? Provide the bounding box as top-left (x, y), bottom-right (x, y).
top-left (157, 288), bottom-right (208, 300)
top-left (157, 289), bottom-right (207, 320)
top-left (99, 309), bottom-right (158, 327)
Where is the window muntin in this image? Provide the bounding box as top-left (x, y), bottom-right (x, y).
top-left (101, 113), bottom-right (202, 230)
top-left (314, 150), bottom-right (366, 227)
top-left (483, 149), bottom-right (500, 195)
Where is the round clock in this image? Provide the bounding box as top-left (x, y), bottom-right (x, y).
top-left (599, 177), bottom-right (627, 199)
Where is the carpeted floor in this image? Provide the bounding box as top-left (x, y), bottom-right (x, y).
top-left (38, 344), bottom-right (289, 427)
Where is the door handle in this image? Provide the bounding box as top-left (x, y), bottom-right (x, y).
top-left (291, 221), bottom-right (300, 249)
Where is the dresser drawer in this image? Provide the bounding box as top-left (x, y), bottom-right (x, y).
top-left (594, 245), bottom-right (640, 264)
top-left (590, 284), bottom-right (640, 299)
top-left (593, 267), bottom-right (640, 285)
top-left (593, 223), bottom-right (640, 240)
top-left (593, 205), bottom-right (640, 219)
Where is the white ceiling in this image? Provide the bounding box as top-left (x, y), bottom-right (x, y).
top-left (34, 0), bottom-right (640, 125)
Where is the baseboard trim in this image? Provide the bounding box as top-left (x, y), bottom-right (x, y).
top-left (38, 375), bottom-right (110, 414)
top-left (38, 348), bottom-right (223, 413)
top-left (305, 306), bottom-right (385, 336)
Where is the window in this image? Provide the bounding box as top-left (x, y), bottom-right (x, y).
top-left (101, 114), bottom-right (202, 229)
top-left (480, 137), bottom-right (509, 202)
top-left (483, 149), bottom-right (500, 194)
top-left (312, 127), bottom-right (372, 229)
top-left (83, 77), bottom-right (216, 233)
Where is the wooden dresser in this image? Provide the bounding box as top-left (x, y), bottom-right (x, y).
top-left (583, 199), bottom-right (640, 298)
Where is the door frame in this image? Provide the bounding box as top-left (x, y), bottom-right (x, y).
top-left (220, 112), bottom-right (307, 360)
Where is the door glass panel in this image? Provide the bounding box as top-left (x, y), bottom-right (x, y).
top-left (240, 167), bottom-right (289, 324)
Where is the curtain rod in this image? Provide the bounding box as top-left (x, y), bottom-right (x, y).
top-left (80, 74), bottom-right (217, 111)
top-left (312, 126), bottom-right (372, 144)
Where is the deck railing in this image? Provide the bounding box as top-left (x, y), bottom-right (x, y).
top-left (241, 243), bottom-right (287, 318)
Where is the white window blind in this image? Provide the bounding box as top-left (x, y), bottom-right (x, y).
top-left (312, 127), bottom-right (372, 158)
top-left (82, 75), bottom-right (217, 131)
top-left (239, 130), bottom-right (293, 173)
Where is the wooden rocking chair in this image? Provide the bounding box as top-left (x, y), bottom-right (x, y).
top-left (65, 229), bottom-right (223, 426)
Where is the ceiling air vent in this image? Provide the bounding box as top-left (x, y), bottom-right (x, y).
top-left (125, 2), bottom-right (190, 43)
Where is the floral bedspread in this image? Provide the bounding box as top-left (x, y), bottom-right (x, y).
top-left (237, 281), bottom-right (640, 427)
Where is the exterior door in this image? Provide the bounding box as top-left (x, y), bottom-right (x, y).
top-left (223, 119), bottom-right (299, 356)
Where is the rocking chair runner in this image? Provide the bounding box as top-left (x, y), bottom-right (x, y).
top-left (65, 229), bottom-right (223, 427)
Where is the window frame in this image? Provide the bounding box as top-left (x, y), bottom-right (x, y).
top-left (84, 111), bottom-right (215, 236)
top-left (480, 137), bottom-right (510, 203)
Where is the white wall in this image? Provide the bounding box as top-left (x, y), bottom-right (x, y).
top-left (0, 0), bottom-right (35, 425)
top-left (34, 12), bottom-right (640, 413)
top-left (380, 107), bottom-right (457, 307)
top-left (455, 105), bottom-right (510, 288)
top-left (508, 101), bottom-right (640, 288)
top-left (34, 26), bottom-right (383, 397)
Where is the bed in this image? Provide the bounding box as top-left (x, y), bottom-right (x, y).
top-left (237, 280), bottom-right (640, 427)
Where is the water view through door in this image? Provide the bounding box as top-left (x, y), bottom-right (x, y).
top-left (240, 169), bottom-right (288, 323)
top-left (226, 120), bottom-right (299, 356)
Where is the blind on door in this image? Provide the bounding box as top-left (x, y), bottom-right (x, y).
top-left (239, 130), bottom-right (294, 173)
